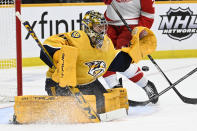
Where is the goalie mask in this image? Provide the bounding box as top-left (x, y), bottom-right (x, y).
top-left (82, 10), bottom-right (108, 48)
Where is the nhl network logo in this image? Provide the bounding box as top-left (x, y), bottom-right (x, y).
top-left (158, 7), bottom-right (197, 41)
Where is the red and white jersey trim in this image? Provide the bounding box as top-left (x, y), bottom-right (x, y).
top-left (141, 11), bottom-right (154, 19)
top-left (105, 0), bottom-right (154, 26)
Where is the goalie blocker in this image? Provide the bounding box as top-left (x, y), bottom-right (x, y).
top-left (13, 87), bottom-right (129, 124)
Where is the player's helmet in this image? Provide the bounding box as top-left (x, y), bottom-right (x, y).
top-left (82, 10), bottom-right (108, 48)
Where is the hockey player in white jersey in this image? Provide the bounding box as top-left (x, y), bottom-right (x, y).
top-left (102, 0), bottom-right (158, 104)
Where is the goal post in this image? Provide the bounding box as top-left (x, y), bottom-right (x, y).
top-left (15, 0), bottom-right (22, 96)
top-left (0, 0), bottom-right (22, 102)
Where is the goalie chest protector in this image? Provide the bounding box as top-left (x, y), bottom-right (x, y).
top-left (62, 30), bottom-right (118, 85)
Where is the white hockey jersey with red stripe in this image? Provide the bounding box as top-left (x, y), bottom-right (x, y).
top-left (104, 0), bottom-right (155, 28)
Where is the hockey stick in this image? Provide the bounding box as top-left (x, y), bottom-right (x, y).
top-left (15, 12), bottom-right (101, 122)
top-left (148, 55), bottom-right (197, 104)
top-left (110, 1), bottom-right (197, 105)
top-left (129, 67), bottom-right (197, 106)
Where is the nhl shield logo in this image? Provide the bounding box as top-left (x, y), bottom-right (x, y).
top-left (159, 7), bottom-right (197, 41)
top-left (85, 61), bottom-right (106, 77)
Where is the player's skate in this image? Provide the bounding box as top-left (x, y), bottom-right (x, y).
top-left (143, 80), bottom-right (159, 104)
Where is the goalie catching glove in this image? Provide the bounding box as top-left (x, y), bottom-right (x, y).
top-left (122, 26), bottom-right (157, 63)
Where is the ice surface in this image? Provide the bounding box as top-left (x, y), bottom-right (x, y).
top-left (0, 58), bottom-right (197, 131)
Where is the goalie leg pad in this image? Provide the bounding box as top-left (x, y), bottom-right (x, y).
top-left (14, 95), bottom-right (97, 124)
top-left (104, 90), bottom-right (121, 112)
top-left (107, 88), bottom-right (129, 110)
top-left (13, 89), bottom-right (129, 124)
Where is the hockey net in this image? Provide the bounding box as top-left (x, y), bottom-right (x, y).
top-left (0, 0), bottom-right (22, 103)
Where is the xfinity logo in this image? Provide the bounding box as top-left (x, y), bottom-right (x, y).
top-left (25, 11), bottom-right (83, 40)
top-left (159, 7), bottom-right (197, 41)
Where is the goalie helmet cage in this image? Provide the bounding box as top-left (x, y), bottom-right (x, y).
top-left (0, 0), bottom-right (22, 102)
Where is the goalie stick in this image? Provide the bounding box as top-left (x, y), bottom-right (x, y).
top-left (110, 1), bottom-right (197, 105)
top-left (16, 12), bottom-right (127, 122)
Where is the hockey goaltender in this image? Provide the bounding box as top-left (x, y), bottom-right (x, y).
top-left (13, 10), bottom-right (157, 124)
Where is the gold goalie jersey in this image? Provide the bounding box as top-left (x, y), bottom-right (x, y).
top-left (40, 30), bottom-right (118, 86)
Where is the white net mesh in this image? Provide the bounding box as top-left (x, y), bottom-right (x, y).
top-left (0, 0), bottom-right (17, 102)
